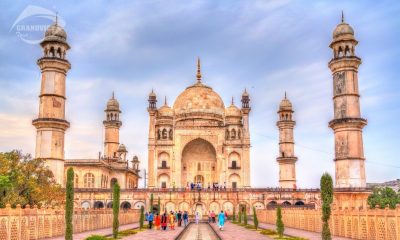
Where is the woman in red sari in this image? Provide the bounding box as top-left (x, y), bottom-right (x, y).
top-left (154, 213), bottom-right (161, 230)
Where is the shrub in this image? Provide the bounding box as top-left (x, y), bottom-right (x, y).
top-left (320, 173), bottom-right (333, 240)
top-left (139, 205), bottom-right (145, 229)
top-left (232, 206), bottom-right (236, 221)
top-left (238, 209), bottom-right (242, 224)
top-left (65, 168), bottom-right (74, 240)
top-left (112, 183), bottom-right (120, 238)
top-left (243, 207), bottom-right (248, 225)
top-left (276, 206), bottom-right (284, 237)
top-left (253, 206), bottom-right (259, 230)
top-left (84, 235), bottom-right (110, 240)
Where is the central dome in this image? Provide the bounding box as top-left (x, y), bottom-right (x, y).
top-left (173, 82), bottom-right (225, 116)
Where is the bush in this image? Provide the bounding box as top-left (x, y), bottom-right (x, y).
top-left (276, 206), bottom-right (284, 238)
top-left (253, 206), bottom-right (259, 230)
top-left (243, 207), bottom-right (248, 225)
top-left (84, 235), bottom-right (110, 240)
top-left (139, 205), bottom-right (145, 229)
top-left (65, 168), bottom-right (74, 240)
top-left (238, 209), bottom-right (242, 224)
top-left (112, 183), bottom-right (120, 238)
top-left (232, 206), bottom-right (236, 221)
top-left (368, 187), bottom-right (399, 209)
top-left (320, 173), bottom-right (333, 240)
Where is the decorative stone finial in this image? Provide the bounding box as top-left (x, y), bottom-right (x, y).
top-left (231, 96), bottom-right (234, 105)
top-left (341, 10), bottom-right (344, 23)
top-left (196, 57), bottom-right (202, 82)
top-left (112, 91), bottom-right (115, 99)
top-left (284, 91), bottom-right (287, 99)
top-left (164, 96), bottom-right (167, 106)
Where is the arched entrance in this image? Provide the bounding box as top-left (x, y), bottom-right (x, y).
top-left (194, 175), bottom-right (204, 185)
top-left (181, 138), bottom-right (217, 187)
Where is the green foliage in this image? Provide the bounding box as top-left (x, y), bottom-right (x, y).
top-left (118, 229), bottom-right (139, 237)
top-left (238, 208), bottom-right (242, 224)
top-left (320, 173), bottom-right (333, 240)
top-left (0, 150), bottom-right (63, 208)
top-left (139, 205), bottom-right (145, 229)
top-left (243, 207), bottom-right (248, 225)
top-left (149, 193), bottom-right (154, 212)
top-left (368, 187), bottom-right (399, 209)
top-left (112, 183), bottom-right (120, 238)
top-left (65, 168), bottom-right (74, 240)
top-left (84, 235), bottom-right (112, 240)
top-left (253, 206), bottom-right (259, 230)
top-left (276, 206), bottom-right (284, 238)
top-left (259, 229), bottom-right (277, 235)
top-left (322, 222), bottom-right (331, 240)
top-left (232, 206), bottom-right (236, 221)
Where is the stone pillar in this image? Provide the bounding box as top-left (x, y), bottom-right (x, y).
top-left (329, 15), bottom-right (367, 188)
top-left (147, 90), bottom-right (157, 188)
top-left (32, 22), bottom-right (70, 185)
top-left (241, 89), bottom-right (251, 187)
top-left (276, 94), bottom-right (297, 188)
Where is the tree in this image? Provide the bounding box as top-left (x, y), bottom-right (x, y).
top-left (253, 206), bottom-right (258, 230)
top-left (112, 183), bottom-right (120, 238)
top-left (149, 193), bottom-right (154, 212)
top-left (139, 205), bottom-right (145, 229)
top-left (243, 207), bottom-right (248, 225)
top-left (276, 206), bottom-right (284, 237)
top-left (157, 196), bottom-right (161, 214)
top-left (368, 187), bottom-right (399, 209)
top-left (321, 173), bottom-right (333, 240)
top-left (65, 168), bottom-right (74, 240)
top-left (232, 206), bottom-right (236, 222)
top-left (238, 208), bottom-right (242, 224)
top-left (0, 150), bottom-right (63, 208)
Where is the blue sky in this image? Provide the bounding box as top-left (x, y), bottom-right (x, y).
top-left (0, 0), bottom-right (399, 187)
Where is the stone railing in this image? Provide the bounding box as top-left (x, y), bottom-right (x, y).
top-left (257, 206), bottom-right (400, 240)
top-left (0, 204), bottom-right (139, 240)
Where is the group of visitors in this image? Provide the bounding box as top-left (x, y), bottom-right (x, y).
top-left (187, 182), bottom-right (227, 191)
top-left (207, 210), bottom-right (228, 230)
top-left (145, 210), bottom-right (189, 230)
top-left (145, 210), bottom-right (228, 231)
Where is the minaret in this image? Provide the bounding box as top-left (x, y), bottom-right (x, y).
top-left (328, 13), bottom-right (367, 188)
top-left (276, 93), bottom-right (297, 188)
top-left (241, 89), bottom-right (251, 187)
top-left (103, 92), bottom-right (122, 160)
top-left (32, 20), bottom-right (71, 185)
top-left (147, 89), bottom-right (157, 188)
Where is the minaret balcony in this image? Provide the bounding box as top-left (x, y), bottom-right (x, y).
top-left (157, 166), bottom-right (170, 170)
top-left (228, 166), bottom-right (241, 170)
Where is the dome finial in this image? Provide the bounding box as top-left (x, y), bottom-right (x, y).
top-left (164, 96), bottom-right (167, 106)
top-left (231, 96), bottom-right (234, 105)
top-left (196, 57), bottom-right (202, 83)
top-left (341, 10), bottom-right (344, 23)
top-left (112, 91), bottom-right (115, 99)
top-left (55, 12), bottom-right (58, 25)
top-left (284, 91), bottom-right (287, 99)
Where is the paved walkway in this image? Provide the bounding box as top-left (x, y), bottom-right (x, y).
top-left (210, 221), bottom-right (272, 240)
top-left (257, 222), bottom-right (350, 240)
top-left (121, 225), bottom-right (186, 239)
top-left (46, 223), bottom-right (139, 240)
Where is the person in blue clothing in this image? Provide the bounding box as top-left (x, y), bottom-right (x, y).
top-left (148, 211), bottom-right (154, 229)
top-left (218, 210), bottom-right (225, 230)
top-left (183, 211), bottom-right (189, 226)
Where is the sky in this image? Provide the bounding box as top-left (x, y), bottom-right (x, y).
top-left (0, 0), bottom-right (399, 188)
